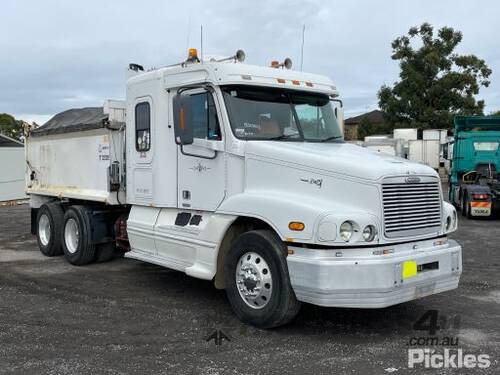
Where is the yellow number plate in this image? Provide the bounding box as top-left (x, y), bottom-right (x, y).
top-left (402, 260), bottom-right (417, 279)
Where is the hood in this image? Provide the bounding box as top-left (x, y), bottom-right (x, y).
top-left (245, 141), bottom-right (437, 181)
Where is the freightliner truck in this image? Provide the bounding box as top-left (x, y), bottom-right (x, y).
top-left (449, 116), bottom-right (500, 218)
top-left (25, 49), bottom-right (462, 328)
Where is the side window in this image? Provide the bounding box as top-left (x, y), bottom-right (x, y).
top-left (189, 92), bottom-right (221, 140)
top-left (135, 102), bottom-right (151, 151)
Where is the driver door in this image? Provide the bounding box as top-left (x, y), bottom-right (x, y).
top-left (172, 89), bottom-right (226, 211)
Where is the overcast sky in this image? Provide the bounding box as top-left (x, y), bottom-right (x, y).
top-left (2, 0), bottom-right (500, 124)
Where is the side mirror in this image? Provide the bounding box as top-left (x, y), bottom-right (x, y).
top-left (173, 94), bottom-right (194, 145)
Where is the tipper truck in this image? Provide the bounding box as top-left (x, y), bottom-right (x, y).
top-left (25, 48), bottom-right (462, 328)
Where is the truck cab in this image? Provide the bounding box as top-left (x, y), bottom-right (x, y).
top-left (27, 49), bottom-right (462, 328)
top-left (449, 116), bottom-right (500, 218)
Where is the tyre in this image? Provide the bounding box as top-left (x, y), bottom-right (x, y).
top-left (465, 196), bottom-right (472, 219)
top-left (461, 195), bottom-right (467, 217)
top-left (62, 206), bottom-right (96, 265)
top-left (36, 202), bottom-right (64, 256)
top-left (224, 230), bottom-right (301, 328)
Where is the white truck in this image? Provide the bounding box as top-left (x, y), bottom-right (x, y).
top-left (25, 49), bottom-right (462, 328)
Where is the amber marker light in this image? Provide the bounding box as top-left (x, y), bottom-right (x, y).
top-left (289, 222), bottom-right (305, 231)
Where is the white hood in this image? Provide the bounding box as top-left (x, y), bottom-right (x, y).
top-left (245, 141), bottom-right (437, 181)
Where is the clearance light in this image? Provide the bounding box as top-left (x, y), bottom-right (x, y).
top-left (433, 239), bottom-right (448, 247)
top-left (305, 82), bottom-right (314, 87)
top-left (373, 248), bottom-right (394, 256)
top-left (277, 78), bottom-right (286, 83)
top-left (271, 60), bottom-right (280, 68)
top-left (289, 222), bottom-right (305, 231)
top-left (292, 80), bottom-right (300, 85)
top-left (472, 193), bottom-right (489, 200)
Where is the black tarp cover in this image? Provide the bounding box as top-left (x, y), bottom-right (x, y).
top-left (31, 107), bottom-right (123, 137)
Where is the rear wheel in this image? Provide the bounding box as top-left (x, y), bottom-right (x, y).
top-left (224, 230), bottom-right (301, 328)
top-left (36, 202), bottom-right (64, 256)
top-left (62, 206), bottom-right (96, 265)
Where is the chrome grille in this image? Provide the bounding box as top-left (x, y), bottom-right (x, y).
top-left (382, 179), bottom-right (442, 237)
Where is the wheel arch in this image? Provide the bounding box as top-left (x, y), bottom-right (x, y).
top-left (214, 216), bottom-right (278, 290)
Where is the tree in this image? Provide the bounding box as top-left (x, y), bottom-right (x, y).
top-left (378, 23), bottom-right (492, 129)
top-left (0, 113), bottom-right (23, 140)
top-left (357, 116), bottom-right (393, 140)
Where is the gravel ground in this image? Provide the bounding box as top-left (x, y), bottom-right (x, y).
top-left (0, 203), bottom-right (499, 374)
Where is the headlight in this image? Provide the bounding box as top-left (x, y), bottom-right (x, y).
top-left (362, 225), bottom-right (377, 242)
top-left (339, 221), bottom-right (354, 242)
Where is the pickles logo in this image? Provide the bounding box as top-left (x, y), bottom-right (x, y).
top-left (407, 310), bottom-right (491, 369)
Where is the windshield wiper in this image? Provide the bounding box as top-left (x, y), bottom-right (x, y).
top-left (268, 133), bottom-right (301, 141)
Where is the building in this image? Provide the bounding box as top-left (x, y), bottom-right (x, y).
top-left (0, 133), bottom-right (26, 202)
top-left (344, 110), bottom-right (385, 141)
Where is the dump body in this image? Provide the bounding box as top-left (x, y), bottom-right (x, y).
top-left (26, 103), bottom-right (126, 205)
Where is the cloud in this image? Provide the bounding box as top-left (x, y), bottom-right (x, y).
top-left (1, 0), bottom-right (499, 123)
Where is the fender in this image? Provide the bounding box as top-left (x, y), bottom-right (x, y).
top-left (217, 191), bottom-right (379, 243)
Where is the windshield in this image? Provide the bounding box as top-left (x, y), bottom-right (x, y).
top-left (222, 86), bottom-right (343, 142)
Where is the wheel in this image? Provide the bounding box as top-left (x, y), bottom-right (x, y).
top-left (465, 196), bottom-right (472, 219)
top-left (36, 202), bottom-right (64, 256)
top-left (62, 206), bottom-right (96, 265)
top-left (224, 230), bottom-right (301, 328)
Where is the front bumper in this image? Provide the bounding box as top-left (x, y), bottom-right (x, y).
top-left (286, 238), bottom-right (462, 308)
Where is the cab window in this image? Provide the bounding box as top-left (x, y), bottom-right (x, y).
top-left (189, 92), bottom-right (221, 140)
top-left (135, 102), bottom-right (151, 151)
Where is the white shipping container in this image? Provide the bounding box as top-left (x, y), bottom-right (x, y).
top-left (423, 129), bottom-right (440, 141)
top-left (393, 128), bottom-right (418, 144)
top-left (408, 140), bottom-right (440, 169)
top-left (0, 147), bottom-right (26, 202)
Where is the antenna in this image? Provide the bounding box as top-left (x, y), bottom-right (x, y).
top-left (200, 25), bottom-right (203, 62)
top-left (300, 24), bottom-right (305, 71)
top-left (185, 16), bottom-right (192, 52)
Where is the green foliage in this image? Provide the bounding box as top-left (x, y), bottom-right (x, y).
top-left (357, 116), bottom-right (393, 140)
top-left (378, 23), bottom-right (492, 130)
top-left (0, 113), bottom-right (23, 140)
top-left (490, 110), bottom-right (500, 116)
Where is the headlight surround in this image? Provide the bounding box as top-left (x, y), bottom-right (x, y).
top-left (339, 221), bottom-right (354, 242)
top-left (362, 225), bottom-right (377, 242)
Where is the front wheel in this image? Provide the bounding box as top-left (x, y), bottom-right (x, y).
top-left (224, 230), bottom-right (301, 328)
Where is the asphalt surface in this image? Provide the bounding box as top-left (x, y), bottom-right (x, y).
top-left (0, 203), bottom-right (499, 374)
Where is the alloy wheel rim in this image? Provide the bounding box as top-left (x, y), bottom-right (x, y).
top-left (235, 251), bottom-right (273, 309)
top-left (64, 218), bottom-right (79, 254)
top-left (38, 214), bottom-right (51, 246)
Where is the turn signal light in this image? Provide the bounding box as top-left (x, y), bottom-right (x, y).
top-left (289, 222), bottom-right (305, 231)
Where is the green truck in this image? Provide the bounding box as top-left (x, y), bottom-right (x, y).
top-left (449, 116), bottom-right (500, 218)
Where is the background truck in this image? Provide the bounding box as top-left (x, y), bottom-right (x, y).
top-left (449, 116), bottom-right (500, 218)
top-left (25, 48), bottom-right (462, 328)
